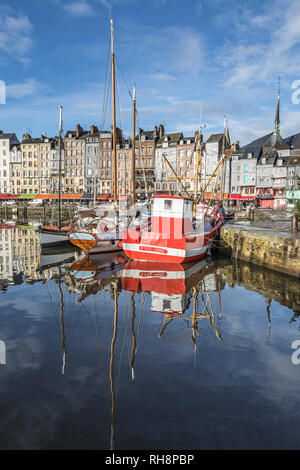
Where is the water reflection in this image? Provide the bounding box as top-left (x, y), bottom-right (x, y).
top-left (1, 224), bottom-right (300, 449)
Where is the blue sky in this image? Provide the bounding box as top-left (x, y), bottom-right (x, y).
top-left (1, 0), bottom-right (300, 145)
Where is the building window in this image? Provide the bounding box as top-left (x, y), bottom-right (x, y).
top-left (244, 175), bottom-right (248, 183)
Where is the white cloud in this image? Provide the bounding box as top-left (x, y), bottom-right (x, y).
top-left (0, 7), bottom-right (34, 63)
top-left (6, 78), bottom-right (41, 99)
top-left (62, 0), bottom-right (95, 17)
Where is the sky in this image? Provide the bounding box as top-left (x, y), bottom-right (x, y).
top-left (1, 0), bottom-right (300, 145)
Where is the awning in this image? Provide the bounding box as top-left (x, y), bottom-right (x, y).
top-left (97, 194), bottom-right (112, 200)
top-left (36, 194), bottom-right (83, 200)
top-left (203, 193), bottom-right (229, 199)
top-left (18, 194), bottom-right (37, 199)
top-left (0, 194), bottom-right (18, 199)
top-left (229, 195), bottom-right (255, 200)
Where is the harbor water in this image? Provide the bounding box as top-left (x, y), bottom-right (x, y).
top-left (0, 223), bottom-right (300, 450)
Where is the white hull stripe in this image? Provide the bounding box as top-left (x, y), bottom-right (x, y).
top-left (122, 243), bottom-right (207, 258)
top-left (123, 260), bottom-right (207, 280)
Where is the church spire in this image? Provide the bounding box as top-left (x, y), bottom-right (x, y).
top-left (274, 76), bottom-right (280, 135)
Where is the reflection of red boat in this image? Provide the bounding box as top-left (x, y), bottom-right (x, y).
top-left (120, 195), bottom-right (224, 263)
top-left (122, 259), bottom-right (216, 314)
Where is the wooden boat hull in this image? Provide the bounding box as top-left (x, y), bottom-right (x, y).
top-left (68, 230), bottom-right (122, 255)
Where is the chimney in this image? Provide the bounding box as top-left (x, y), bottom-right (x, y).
top-left (90, 125), bottom-right (98, 135)
top-left (159, 124), bottom-right (164, 138)
top-left (76, 124), bottom-right (82, 138)
top-left (154, 125), bottom-right (158, 138)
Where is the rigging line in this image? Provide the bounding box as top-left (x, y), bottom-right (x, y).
top-left (102, 59), bottom-right (111, 131)
top-left (136, 291), bottom-right (145, 353)
top-left (115, 58), bottom-right (132, 99)
top-left (101, 36), bottom-right (112, 130)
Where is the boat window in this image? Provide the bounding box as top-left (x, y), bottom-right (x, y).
top-left (164, 200), bottom-right (172, 210)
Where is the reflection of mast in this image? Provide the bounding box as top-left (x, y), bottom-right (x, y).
top-left (109, 282), bottom-right (118, 450)
top-left (130, 293), bottom-right (137, 381)
top-left (58, 266), bottom-right (66, 375)
top-left (265, 298), bottom-right (272, 345)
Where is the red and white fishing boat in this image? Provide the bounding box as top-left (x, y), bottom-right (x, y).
top-left (120, 194), bottom-right (224, 264)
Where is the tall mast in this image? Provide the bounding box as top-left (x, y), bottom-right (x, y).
top-left (58, 105), bottom-right (63, 230)
top-left (131, 86), bottom-right (136, 205)
top-left (111, 18), bottom-right (118, 203)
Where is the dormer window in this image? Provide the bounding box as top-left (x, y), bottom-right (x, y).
top-left (187, 139), bottom-right (191, 145)
top-left (164, 136), bottom-right (168, 142)
top-left (180, 140), bottom-right (184, 145)
top-left (247, 152), bottom-right (253, 158)
top-left (141, 135), bottom-right (146, 141)
top-left (277, 159), bottom-right (283, 166)
top-left (262, 157), bottom-right (266, 164)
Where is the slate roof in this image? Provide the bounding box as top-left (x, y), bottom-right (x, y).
top-left (0, 133), bottom-right (19, 143)
top-left (206, 133), bottom-right (224, 144)
top-left (284, 133), bottom-right (300, 148)
top-left (157, 132), bottom-right (183, 146)
top-left (233, 131), bottom-right (289, 159)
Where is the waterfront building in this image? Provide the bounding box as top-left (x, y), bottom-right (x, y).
top-left (201, 132), bottom-right (231, 198)
top-left (9, 143), bottom-right (22, 195)
top-left (116, 139), bottom-right (132, 198)
top-left (20, 134), bottom-right (43, 195)
top-left (286, 152), bottom-right (300, 208)
top-left (134, 127), bottom-right (158, 199)
top-left (155, 126), bottom-right (183, 193)
top-left (176, 136), bottom-right (196, 193)
top-left (98, 127), bottom-right (123, 197)
top-left (63, 124), bottom-right (87, 194)
top-left (84, 125), bottom-right (101, 197)
top-left (0, 132), bottom-right (19, 194)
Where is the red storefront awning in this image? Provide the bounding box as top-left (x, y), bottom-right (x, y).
top-left (0, 194), bottom-right (18, 199)
top-left (229, 195), bottom-right (255, 200)
top-left (36, 194), bottom-right (83, 200)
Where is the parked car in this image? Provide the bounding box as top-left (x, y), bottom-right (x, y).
top-left (2, 200), bottom-right (15, 206)
top-left (28, 199), bottom-right (43, 206)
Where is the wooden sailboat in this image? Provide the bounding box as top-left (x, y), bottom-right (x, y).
top-left (68, 19), bottom-right (149, 256)
top-left (39, 106), bottom-right (70, 247)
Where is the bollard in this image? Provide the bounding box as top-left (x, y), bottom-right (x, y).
top-left (291, 214), bottom-right (298, 231)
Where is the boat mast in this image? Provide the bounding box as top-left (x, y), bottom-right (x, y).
top-left (111, 18), bottom-right (118, 203)
top-left (58, 105), bottom-right (63, 230)
top-left (131, 86), bottom-right (136, 205)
